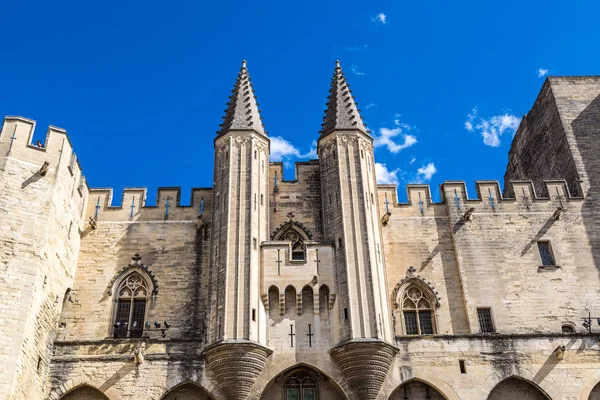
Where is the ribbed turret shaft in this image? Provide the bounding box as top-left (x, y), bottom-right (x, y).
top-left (217, 60), bottom-right (266, 137)
top-left (320, 60), bottom-right (368, 136)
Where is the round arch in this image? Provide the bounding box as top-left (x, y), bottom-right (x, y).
top-left (383, 369), bottom-right (460, 400)
top-left (482, 371), bottom-right (559, 400)
top-left (160, 381), bottom-right (216, 400)
top-left (578, 369), bottom-right (600, 400)
top-left (255, 362), bottom-right (350, 400)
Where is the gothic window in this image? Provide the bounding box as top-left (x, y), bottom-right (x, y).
top-left (280, 230), bottom-right (306, 261)
top-left (113, 272), bottom-right (150, 338)
top-left (401, 284), bottom-right (435, 335)
top-left (285, 370), bottom-right (318, 400)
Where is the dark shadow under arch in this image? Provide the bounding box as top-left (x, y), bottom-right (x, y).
top-left (389, 379), bottom-right (447, 400)
top-left (161, 381), bottom-right (215, 400)
top-left (260, 363), bottom-right (348, 400)
top-left (487, 376), bottom-right (551, 400)
top-left (60, 384), bottom-right (109, 400)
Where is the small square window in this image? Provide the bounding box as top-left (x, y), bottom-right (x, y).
top-left (477, 308), bottom-right (495, 333)
top-left (537, 241), bottom-right (556, 266)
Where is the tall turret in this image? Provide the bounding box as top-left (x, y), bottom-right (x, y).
top-left (318, 61), bottom-right (397, 400)
top-left (204, 61), bottom-right (272, 400)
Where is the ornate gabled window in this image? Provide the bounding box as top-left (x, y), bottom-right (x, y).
top-left (401, 284), bottom-right (435, 335)
top-left (285, 370), bottom-right (318, 400)
top-left (272, 217), bottom-right (312, 262)
top-left (113, 272), bottom-right (150, 338)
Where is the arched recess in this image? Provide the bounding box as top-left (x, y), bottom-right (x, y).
top-left (382, 368), bottom-right (459, 400)
top-left (268, 285), bottom-right (280, 318)
top-left (392, 277), bottom-right (440, 336)
top-left (481, 370), bottom-right (559, 400)
top-left (302, 285), bottom-right (314, 314)
top-left (285, 285), bottom-right (297, 315)
top-left (161, 382), bottom-right (214, 400)
top-left (487, 377), bottom-right (551, 400)
top-left (389, 379), bottom-right (446, 400)
top-left (59, 385), bottom-right (109, 400)
top-left (260, 364), bottom-right (348, 400)
top-left (579, 369), bottom-right (600, 400)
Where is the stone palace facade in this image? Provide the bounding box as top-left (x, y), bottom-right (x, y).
top-left (1, 62), bottom-right (600, 400)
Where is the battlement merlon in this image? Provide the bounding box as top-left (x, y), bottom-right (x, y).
top-left (269, 160), bottom-right (319, 184)
top-left (0, 116), bottom-right (89, 212)
top-left (377, 180), bottom-right (584, 216)
top-left (87, 187), bottom-right (213, 222)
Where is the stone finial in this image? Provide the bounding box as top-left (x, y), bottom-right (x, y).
top-left (242, 60), bottom-right (247, 69)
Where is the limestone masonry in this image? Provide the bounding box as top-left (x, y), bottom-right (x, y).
top-left (1, 61), bottom-right (600, 400)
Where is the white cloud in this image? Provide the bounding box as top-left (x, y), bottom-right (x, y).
top-left (372, 13), bottom-right (387, 24)
top-left (351, 65), bottom-right (365, 76)
top-left (409, 157), bottom-right (416, 164)
top-left (538, 68), bottom-right (549, 78)
top-left (270, 136), bottom-right (317, 161)
top-left (416, 163), bottom-right (437, 182)
top-left (464, 108), bottom-right (521, 147)
top-left (374, 128), bottom-right (417, 153)
top-left (375, 162), bottom-right (400, 184)
top-left (365, 103), bottom-right (378, 109)
top-left (343, 45), bottom-right (368, 51)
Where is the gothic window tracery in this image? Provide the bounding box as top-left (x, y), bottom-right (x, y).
top-left (113, 272), bottom-right (150, 338)
top-left (401, 284), bottom-right (435, 335)
top-left (285, 370), bottom-right (318, 400)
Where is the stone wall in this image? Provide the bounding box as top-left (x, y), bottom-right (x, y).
top-left (0, 117), bottom-right (86, 400)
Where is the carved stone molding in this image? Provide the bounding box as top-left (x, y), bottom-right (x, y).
top-left (106, 254), bottom-right (159, 296)
top-left (330, 339), bottom-right (399, 400)
top-left (391, 267), bottom-right (442, 309)
top-left (203, 340), bottom-right (272, 400)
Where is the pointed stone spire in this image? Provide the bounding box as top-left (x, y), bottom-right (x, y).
top-left (320, 60), bottom-right (368, 136)
top-left (217, 60), bottom-right (266, 136)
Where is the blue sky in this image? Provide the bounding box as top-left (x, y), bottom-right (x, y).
top-left (1, 0), bottom-right (598, 204)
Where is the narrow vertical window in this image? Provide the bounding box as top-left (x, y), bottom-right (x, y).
top-left (477, 308), bottom-right (495, 333)
top-left (537, 241), bottom-right (556, 266)
top-left (261, 194), bottom-right (264, 206)
top-left (253, 237), bottom-right (257, 249)
top-left (344, 308), bottom-right (348, 320)
top-left (252, 308), bottom-right (256, 322)
top-left (254, 150), bottom-right (257, 160)
top-left (459, 360), bottom-right (466, 374)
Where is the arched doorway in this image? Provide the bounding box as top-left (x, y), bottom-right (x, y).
top-left (261, 366), bottom-right (346, 400)
top-left (161, 382), bottom-right (213, 400)
top-left (60, 385), bottom-right (108, 400)
top-left (487, 377), bottom-right (550, 400)
top-left (389, 380), bottom-right (446, 400)
top-left (588, 381), bottom-right (600, 400)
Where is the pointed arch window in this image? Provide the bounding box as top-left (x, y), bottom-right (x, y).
top-left (272, 221), bottom-right (312, 262)
top-left (285, 370), bottom-right (318, 400)
top-left (113, 272), bottom-right (150, 338)
top-left (284, 230), bottom-right (306, 261)
top-left (401, 284), bottom-right (435, 335)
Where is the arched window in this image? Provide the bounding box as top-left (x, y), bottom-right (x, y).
top-left (113, 272), bottom-right (150, 338)
top-left (285, 370), bottom-right (318, 400)
top-left (401, 284), bottom-right (435, 335)
top-left (284, 229), bottom-right (306, 261)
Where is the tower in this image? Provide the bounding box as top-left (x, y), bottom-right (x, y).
top-left (204, 61), bottom-right (272, 400)
top-left (318, 61), bottom-right (398, 399)
top-left (0, 117), bottom-right (87, 399)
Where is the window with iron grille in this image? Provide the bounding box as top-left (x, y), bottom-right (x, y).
top-left (401, 284), bottom-right (436, 335)
top-left (537, 241), bottom-right (556, 266)
top-left (477, 308), bottom-right (495, 333)
top-left (113, 272), bottom-right (150, 338)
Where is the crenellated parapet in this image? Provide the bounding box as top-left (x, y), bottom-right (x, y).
top-left (86, 187), bottom-right (212, 222)
top-left (377, 179), bottom-right (584, 220)
top-left (0, 116), bottom-right (88, 216)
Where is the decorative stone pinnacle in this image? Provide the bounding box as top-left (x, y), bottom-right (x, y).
top-left (217, 61), bottom-right (266, 136)
top-left (320, 61), bottom-right (368, 136)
